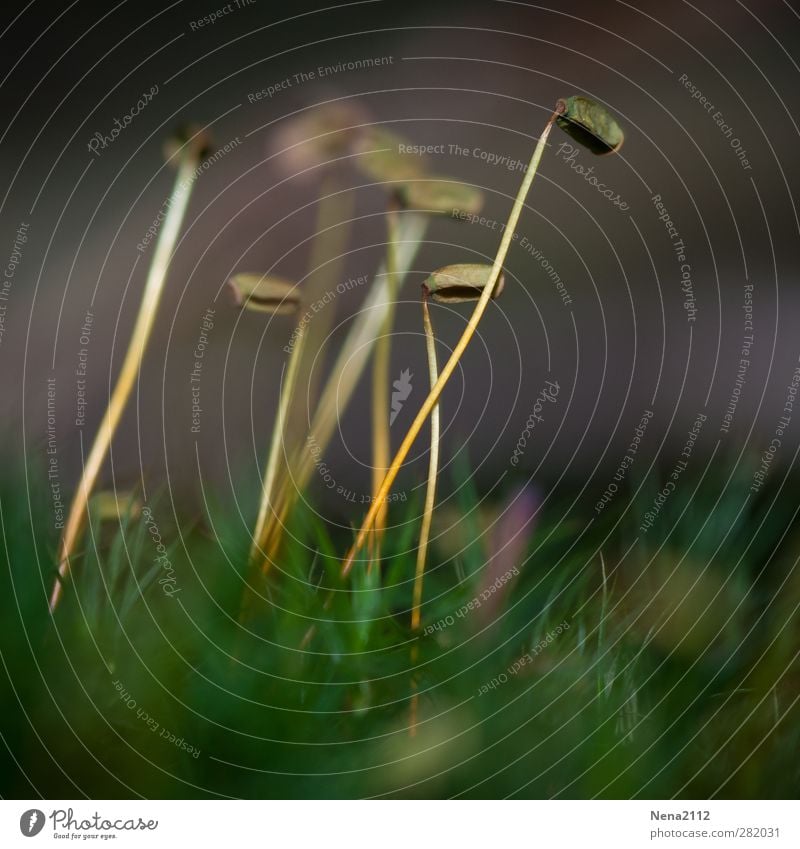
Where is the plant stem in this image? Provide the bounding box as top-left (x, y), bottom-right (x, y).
top-left (412, 289), bottom-right (439, 632)
top-left (370, 206), bottom-right (401, 555)
top-left (341, 108), bottom-right (561, 577)
top-left (409, 288), bottom-right (439, 736)
top-left (50, 154), bottom-right (199, 612)
top-left (249, 320), bottom-right (307, 567)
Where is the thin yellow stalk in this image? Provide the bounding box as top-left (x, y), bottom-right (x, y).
top-left (410, 289), bottom-right (439, 736)
top-left (249, 320), bottom-right (307, 567)
top-left (411, 290), bottom-right (439, 631)
top-left (370, 206), bottom-right (401, 553)
top-left (341, 108), bottom-right (561, 577)
top-left (50, 153), bottom-right (200, 612)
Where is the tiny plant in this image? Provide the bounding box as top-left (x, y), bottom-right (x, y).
top-left (50, 126), bottom-right (213, 611)
top-left (409, 263), bottom-right (505, 733)
top-left (411, 262), bottom-right (507, 599)
top-left (226, 273), bottom-right (305, 571)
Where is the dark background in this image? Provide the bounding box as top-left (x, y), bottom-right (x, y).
top-left (2, 0), bottom-right (799, 528)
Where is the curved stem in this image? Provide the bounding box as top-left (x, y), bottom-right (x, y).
top-left (409, 289), bottom-right (439, 736)
top-left (370, 206), bottom-right (401, 555)
top-left (412, 290), bottom-right (439, 631)
top-left (50, 155), bottom-right (199, 612)
top-left (341, 109), bottom-right (560, 577)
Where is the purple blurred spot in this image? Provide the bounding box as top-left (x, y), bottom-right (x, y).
top-left (476, 484), bottom-right (541, 629)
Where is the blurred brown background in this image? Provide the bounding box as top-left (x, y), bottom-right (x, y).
top-left (1, 0), bottom-right (798, 529)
